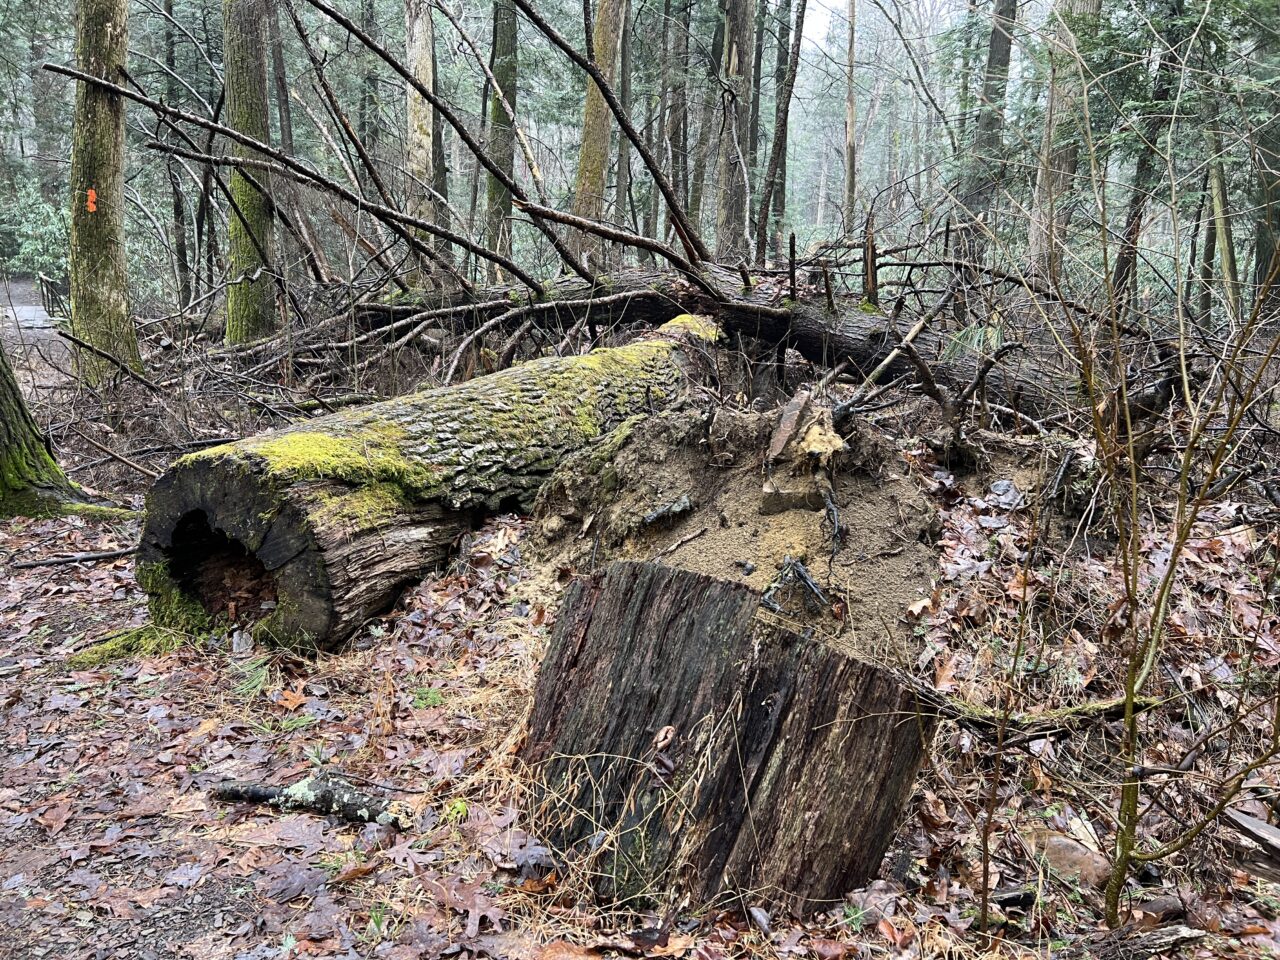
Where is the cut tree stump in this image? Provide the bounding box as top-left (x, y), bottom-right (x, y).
top-left (137, 318), bottom-right (717, 649)
top-left (522, 561), bottom-right (935, 915)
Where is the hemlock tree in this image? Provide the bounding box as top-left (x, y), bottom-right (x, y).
top-left (0, 342), bottom-right (74, 518)
top-left (68, 0), bottom-right (141, 382)
top-left (223, 0), bottom-right (276, 343)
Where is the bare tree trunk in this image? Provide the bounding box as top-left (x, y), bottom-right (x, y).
top-left (69, 0), bottom-right (141, 379)
top-left (645, 0), bottom-right (672, 247)
top-left (769, 0), bottom-right (791, 262)
top-left (570, 0), bottom-right (628, 263)
top-left (687, 18), bottom-right (725, 234)
top-left (669, 0), bottom-right (691, 208)
top-left (164, 0), bottom-right (193, 309)
top-left (406, 0), bottom-right (438, 268)
top-left (755, 0), bottom-right (804, 264)
top-left (715, 0), bottom-right (755, 261)
top-left (223, 0), bottom-right (277, 343)
top-left (843, 0), bottom-right (857, 231)
top-left (615, 0), bottom-right (634, 238)
top-left (1026, 0), bottom-right (1101, 276)
top-left (1208, 125), bottom-right (1241, 322)
top-left (485, 0), bottom-right (518, 269)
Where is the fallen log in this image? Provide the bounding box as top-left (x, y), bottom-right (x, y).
top-left (346, 267), bottom-right (1078, 416)
top-left (521, 561), bottom-right (935, 915)
top-left (138, 318), bottom-right (718, 650)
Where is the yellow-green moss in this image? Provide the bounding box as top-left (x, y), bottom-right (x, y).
top-left (137, 561), bottom-right (213, 633)
top-left (66, 625), bottom-right (184, 669)
top-left (311, 482), bottom-right (409, 530)
top-left (659, 314), bottom-right (722, 342)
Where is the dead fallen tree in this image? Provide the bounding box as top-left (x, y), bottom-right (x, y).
top-left (522, 561), bottom-right (934, 915)
top-left (345, 267), bottom-right (1077, 418)
top-left (138, 318), bottom-right (718, 650)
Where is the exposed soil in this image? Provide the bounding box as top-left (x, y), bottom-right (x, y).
top-left (531, 407), bottom-right (938, 665)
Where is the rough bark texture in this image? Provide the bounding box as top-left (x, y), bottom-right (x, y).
top-left (485, 0), bottom-right (518, 267)
top-left (570, 0), bottom-right (627, 262)
top-left (223, 0), bottom-right (277, 343)
top-left (139, 320), bottom-right (717, 650)
top-left (0, 342), bottom-right (74, 518)
top-left (69, 0), bottom-right (140, 382)
top-left (405, 0), bottom-right (438, 235)
top-left (715, 0), bottom-right (755, 262)
top-left (523, 561), bottom-right (934, 913)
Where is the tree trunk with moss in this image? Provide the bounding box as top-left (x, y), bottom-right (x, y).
top-left (0, 342), bottom-right (75, 518)
top-left (69, 0), bottom-right (141, 383)
top-left (138, 319), bottom-right (718, 650)
top-left (714, 0), bottom-right (754, 262)
top-left (569, 0), bottom-right (627, 263)
top-left (523, 560), bottom-right (934, 913)
top-left (223, 0), bottom-right (277, 343)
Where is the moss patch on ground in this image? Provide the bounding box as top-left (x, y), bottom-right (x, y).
top-left (66, 625), bottom-right (185, 670)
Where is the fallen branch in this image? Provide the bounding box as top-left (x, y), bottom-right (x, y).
top-left (11, 546), bottom-right (137, 570)
top-left (210, 772), bottom-right (415, 829)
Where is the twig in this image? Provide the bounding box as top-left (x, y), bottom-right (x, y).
top-left (11, 547), bottom-right (137, 570)
top-left (55, 330), bottom-right (161, 393)
top-left (72, 429), bottom-right (161, 480)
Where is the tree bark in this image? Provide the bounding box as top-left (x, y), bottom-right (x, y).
top-left (570, 0), bottom-right (628, 262)
top-left (405, 0), bottom-right (439, 252)
top-left (138, 321), bottom-right (717, 650)
top-left (843, 0), bottom-right (857, 230)
top-left (0, 341), bottom-right (74, 518)
top-left (485, 0), bottom-right (518, 267)
top-left (69, 0), bottom-right (141, 382)
top-left (223, 0), bottom-right (277, 343)
top-left (715, 0), bottom-right (755, 262)
top-left (523, 561), bottom-right (934, 913)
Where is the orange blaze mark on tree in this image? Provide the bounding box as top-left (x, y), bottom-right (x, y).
top-left (86, 188), bottom-right (98, 213)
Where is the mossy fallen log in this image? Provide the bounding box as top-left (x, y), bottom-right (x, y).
top-left (138, 319), bottom-right (717, 650)
top-left (522, 561), bottom-right (935, 915)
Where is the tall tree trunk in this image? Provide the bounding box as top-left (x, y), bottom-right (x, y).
top-left (223, 0), bottom-right (277, 343)
top-left (615, 0), bottom-right (634, 236)
top-left (687, 18), bottom-right (726, 234)
top-left (669, 0), bottom-right (691, 208)
top-left (957, 0), bottom-right (1018, 255)
top-left (755, 0), bottom-right (805, 264)
top-left (485, 0), bottom-right (518, 270)
top-left (0, 341), bottom-right (74, 518)
top-left (747, 0), bottom-right (766, 225)
top-left (405, 0), bottom-right (436, 227)
top-left (645, 0), bottom-right (672, 246)
top-left (1254, 48), bottom-right (1280, 317)
top-left (843, 0), bottom-right (857, 231)
top-left (1109, 0), bottom-right (1187, 314)
top-left (769, 0), bottom-right (791, 262)
top-left (69, 0), bottom-right (141, 381)
top-left (357, 0), bottom-right (378, 165)
top-left (432, 41), bottom-right (451, 259)
top-left (715, 0), bottom-right (755, 262)
top-left (164, 0), bottom-right (193, 310)
top-left (1207, 125), bottom-right (1240, 322)
top-left (570, 0), bottom-right (628, 263)
top-left (268, 3), bottom-right (295, 156)
top-left (1026, 0), bottom-right (1102, 276)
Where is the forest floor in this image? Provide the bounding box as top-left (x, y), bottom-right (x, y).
top-left (6, 357), bottom-right (1280, 958)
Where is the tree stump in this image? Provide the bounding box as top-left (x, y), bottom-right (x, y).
top-left (138, 320), bottom-right (716, 649)
top-left (522, 561), bottom-right (935, 915)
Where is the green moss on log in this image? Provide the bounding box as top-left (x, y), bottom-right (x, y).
top-left (137, 561), bottom-right (213, 634)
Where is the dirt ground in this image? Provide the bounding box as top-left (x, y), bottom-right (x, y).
top-left (6, 344), bottom-right (1280, 958)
